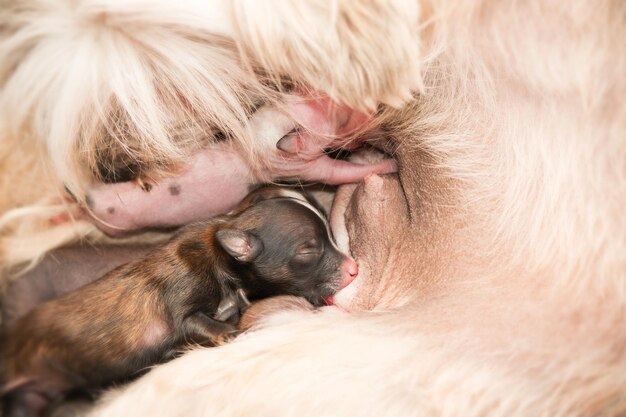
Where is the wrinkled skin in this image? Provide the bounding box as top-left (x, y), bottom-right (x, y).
top-left (330, 174), bottom-right (410, 309)
top-left (86, 96), bottom-right (396, 236)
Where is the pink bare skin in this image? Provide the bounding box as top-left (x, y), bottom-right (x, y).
top-left (86, 96), bottom-right (396, 235)
top-left (87, 146), bottom-right (254, 235)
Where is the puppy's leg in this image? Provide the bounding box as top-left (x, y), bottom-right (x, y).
top-left (181, 312), bottom-right (240, 346)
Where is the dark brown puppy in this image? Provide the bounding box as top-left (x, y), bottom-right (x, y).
top-left (1, 187), bottom-right (358, 417)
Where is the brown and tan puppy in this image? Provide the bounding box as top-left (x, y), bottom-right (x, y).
top-left (0, 187), bottom-right (357, 417)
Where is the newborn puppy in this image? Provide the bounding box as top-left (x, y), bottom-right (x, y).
top-left (0, 186), bottom-right (358, 417)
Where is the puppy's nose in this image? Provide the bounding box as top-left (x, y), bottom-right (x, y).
top-left (340, 258), bottom-right (359, 289)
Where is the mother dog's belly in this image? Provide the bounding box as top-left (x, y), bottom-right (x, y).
top-left (330, 175), bottom-right (404, 309)
top-left (326, 131), bottom-right (468, 311)
top-left (328, 168), bottom-right (620, 384)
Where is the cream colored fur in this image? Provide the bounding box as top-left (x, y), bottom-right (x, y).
top-left (1, 0), bottom-right (625, 415)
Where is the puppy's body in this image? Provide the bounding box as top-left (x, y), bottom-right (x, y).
top-left (1, 187), bottom-right (357, 417)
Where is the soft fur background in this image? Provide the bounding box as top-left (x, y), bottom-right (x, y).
top-left (1, 0), bottom-right (625, 416)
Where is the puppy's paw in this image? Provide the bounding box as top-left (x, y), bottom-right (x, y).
top-left (213, 329), bottom-right (243, 346)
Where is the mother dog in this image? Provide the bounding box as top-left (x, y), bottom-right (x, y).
top-left (1, 1), bottom-right (625, 416)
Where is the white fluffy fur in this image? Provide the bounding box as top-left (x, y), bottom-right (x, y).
top-left (1, 0), bottom-right (625, 415)
top-left (89, 306), bottom-right (626, 417)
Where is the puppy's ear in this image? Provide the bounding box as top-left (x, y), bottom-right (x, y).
top-left (215, 230), bottom-right (263, 262)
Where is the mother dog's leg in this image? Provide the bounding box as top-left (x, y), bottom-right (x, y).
top-left (0, 0), bottom-right (422, 194)
top-left (0, 0), bottom-right (424, 274)
top-left (232, 0), bottom-right (422, 109)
